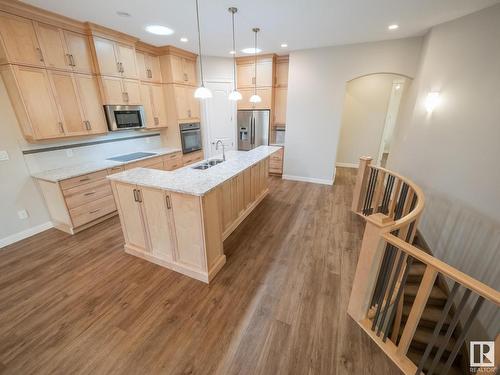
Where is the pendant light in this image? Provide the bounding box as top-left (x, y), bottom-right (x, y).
top-left (228, 7), bottom-right (242, 101)
top-left (249, 28), bottom-right (261, 104)
top-left (194, 0), bottom-right (212, 99)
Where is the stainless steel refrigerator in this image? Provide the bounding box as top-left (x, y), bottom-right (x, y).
top-left (237, 110), bottom-right (270, 151)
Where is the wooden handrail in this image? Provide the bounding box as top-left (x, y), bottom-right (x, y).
top-left (383, 233), bottom-right (500, 306)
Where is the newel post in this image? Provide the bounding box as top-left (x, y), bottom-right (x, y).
top-left (347, 213), bottom-right (394, 322)
top-left (351, 156), bottom-right (373, 213)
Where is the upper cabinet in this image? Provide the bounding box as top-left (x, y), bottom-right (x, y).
top-left (136, 51), bottom-right (162, 83)
top-left (92, 36), bottom-right (138, 79)
top-left (100, 76), bottom-right (141, 105)
top-left (0, 12), bottom-right (44, 67)
top-left (34, 22), bottom-right (95, 74)
top-left (275, 58), bottom-right (289, 87)
top-left (236, 57), bottom-right (274, 88)
top-left (140, 82), bottom-right (168, 129)
top-left (160, 52), bottom-right (197, 86)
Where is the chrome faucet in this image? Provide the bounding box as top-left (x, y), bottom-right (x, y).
top-left (215, 140), bottom-right (226, 161)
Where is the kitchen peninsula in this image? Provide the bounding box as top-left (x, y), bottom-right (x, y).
top-left (108, 146), bottom-right (281, 283)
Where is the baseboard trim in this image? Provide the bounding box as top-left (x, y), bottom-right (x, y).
top-left (0, 221), bottom-right (54, 248)
top-left (282, 175), bottom-right (333, 186)
top-left (336, 162), bottom-right (359, 168)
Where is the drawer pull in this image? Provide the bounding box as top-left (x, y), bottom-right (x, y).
top-left (89, 209), bottom-right (100, 214)
top-left (84, 191), bottom-right (96, 196)
top-left (79, 177), bottom-right (91, 182)
top-left (165, 195), bottom-right (172, 209)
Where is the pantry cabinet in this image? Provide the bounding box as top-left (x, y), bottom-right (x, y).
top-left (160, 53), bottom-right (197, 85)
top-left (140, 82), bottom-right (168, 128)
top-left (273, 87), bottom-right (287, 125)
top-left (0, 12), bottom-right (44, 67)
top-left (136, 51), bottom-right (162, 83)
top-left (93, 36), bottom-right (138, 79)
top-left (100, 76), bottom-right (141, 105)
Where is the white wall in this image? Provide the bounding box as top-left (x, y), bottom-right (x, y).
top-left (284, 37), bottom-right (422, 184)
top-left (336, 74), bottom-right (408, 166)
top-left (388, 4), bottom-right (500, 338)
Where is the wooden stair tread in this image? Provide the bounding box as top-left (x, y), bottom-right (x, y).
top-left (410, 326), bottom-right (457, 353)
top-left (408, 263), bottom-right (426, 276)
top-left (407, 349), bottom-right (464, 375)
top-left (402, 304), bottom-right (452, 325)
top-left (404, 284), bottom-right (447, 300)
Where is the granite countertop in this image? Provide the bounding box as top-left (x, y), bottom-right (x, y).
top-left (31, 147), bottom-right (182, 182)
top-left (107, 145), bottom-right (281, 196)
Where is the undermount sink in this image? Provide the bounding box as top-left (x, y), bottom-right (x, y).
top-left (192, 159), bottom-right (224, 170)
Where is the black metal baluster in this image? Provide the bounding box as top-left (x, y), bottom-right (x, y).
top-left (415, 282), bottom-right (460, 375)
top-left (427, 288), bottom-right (472, 375)
top-left (383, 256), bottom-right (414, 343)
top-left (371, 243), bottom-right (397, 331)
top-left (363, 168), bottom-right (378, 215)
top-left (381, 175), bottom-right (395, 214)
top-left (377, 248), bottom-right (405, 337)
top-left (371, 248), bottom-right (392, 308)
top-left (440, 296), bottom-right (485, 375)
top-left (394, 183), bottom-right (409, 220)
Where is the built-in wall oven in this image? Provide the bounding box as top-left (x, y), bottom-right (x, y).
top-left (104, 105), bottom-right (146, 131)
top-left (180, 123), bottom-right (202, 154)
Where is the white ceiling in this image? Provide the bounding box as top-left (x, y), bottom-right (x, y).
top-left (22, 0), bottom-right (500, 56)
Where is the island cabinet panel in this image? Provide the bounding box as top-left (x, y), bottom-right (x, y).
top-left (141, 188), bottom-right (176, 261)
top-left (170, 192), bottom-right (207, 271)
top-left (114, 182), bottom-right (148, 250)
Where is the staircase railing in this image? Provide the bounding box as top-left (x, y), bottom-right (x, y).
top-left (348, 156), bottom-right (500, 375)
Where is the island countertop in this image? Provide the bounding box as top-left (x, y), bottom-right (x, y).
top-left (107, 145), bottom-right (281, 196)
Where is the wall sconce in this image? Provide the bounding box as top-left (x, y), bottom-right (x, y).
top-left (425, 91), bottom-right (441, 113)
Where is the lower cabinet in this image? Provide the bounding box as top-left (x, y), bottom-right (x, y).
top-left (182, 150), bottom-right (204, 166)
top-left (269, 147), bottom-right (284, 175)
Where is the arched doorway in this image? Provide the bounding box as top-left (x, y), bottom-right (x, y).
top-left (336, 73), bottom-right (412, 167)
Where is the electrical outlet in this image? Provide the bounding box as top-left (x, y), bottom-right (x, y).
top-left (0, 150), bottom-right (9, 161)
top-left (66, 149), bottom-right (73, 157)
top-left (17, 209), bottom-right (29, 220)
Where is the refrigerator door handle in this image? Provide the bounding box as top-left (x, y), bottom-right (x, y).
top-left (251, 117), bottom-right (255, 145)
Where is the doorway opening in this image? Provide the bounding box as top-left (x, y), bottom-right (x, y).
top-left (336, 73), bottom-right (410, 168)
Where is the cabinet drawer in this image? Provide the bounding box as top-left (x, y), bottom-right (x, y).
top-left (125, 156), bottom-right (163, 170)
top-left (164, 157), bottom-right (182, 171)
top-left (69, 195), bottom-right (116, 227)
top-left (183, 151), bottom-right (204, 166)
top-left (148, 161), bottom-right (165, 170)
top-left (107, 166), bottom-right (125, 175)
top-left (63, 178), bottom-right (112, 209)
top-left (164, 151), bottom-right (182, 160)
top-left (60, 170), bottom-right (108, 191)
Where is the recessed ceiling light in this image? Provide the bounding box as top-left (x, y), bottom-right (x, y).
top-left (241, 47), bottom-right (262, 54)
top-left (280, 43), bottom-right (288, 48)
top-left (116, 11), bottom-right (131, 17)
top-left (180, 37), bottom-right (188, 42)
top-left (229, 50), bottom-right (236, 55)
top-left (145, 25), bottom-right (174, 36)
top-left (388, 24), bottom-right (399, 30)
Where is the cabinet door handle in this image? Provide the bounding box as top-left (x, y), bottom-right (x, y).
top-left (133, 188), bottom-right (138, 202)
top-left (84, 191), bottom-right (96, 196)
top-left (136, 189), bottom-right (142, 203)
top-left (116, 62), bottom-right (121, 73)
top-left (166, 195), bottom-right (172, 209)
top-left (58, 122), bottom-right (64, 133)
top-left (123, 92), bottom-right (129, 102)
top-left (89, 209), bottom-right (100, 214)
top-left (66, 53), bottom-right (72, 66)
top-left (70, 54), bottom-right (76, 67)
top-left (154, 117), bottom-right (159, 125)
top-left (79, 177), bottom-right (91, 182)
top-left (36, 47), bottom-right (44, 62)
top-left (87, 121), bottom-right (92, 130)
top-left (183, 73), bottom-right (188, 81)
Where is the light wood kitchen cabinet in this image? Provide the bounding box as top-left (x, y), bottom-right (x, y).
top-left (182, 150), bottom-right (204, 166)
top-left (275, 59), bottom-right (289, 87)
top-left (32, 22), bottom-right (95, 74)
top-left (140, 82), bottom-right (168, 128)
top-left (37, 169), bottom-right (117, 234)
top-left (163, 152), bottom-right (183, 170)
top-left (273, 87), bottom-right (287, 125)
top-left (114, 183), bottom-right (148, 250)
top-left (0, 12), bottom-right (44, 67)
top-left (100, 76), bottom-right (141, 105)
top-left (50, 71), bottom-right (108, 136)
top-left (238, 87), bottom-right (272, 110)
top-left (269, 147), bottom-right (284, 175)
top-left (1, 65), bottom-right (63, 140)
top-left (74, 74), bottom-right (108, 134)
top-left (160, 53), bottom-right (197, 85)
top-left (236, 59), bottom-right (273, 88)
top-left (136, 51), bottom-right (162, 83)
top-left (165, 84), bottom-right (200, 122)
top-left (92, 36), bottom-right (138, 79)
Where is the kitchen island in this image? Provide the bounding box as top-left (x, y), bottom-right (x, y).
top-left (108, 146), bottom-right (281, 283)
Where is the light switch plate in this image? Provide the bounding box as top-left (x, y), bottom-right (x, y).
top-left (0, 150), bottom-right (9, 161)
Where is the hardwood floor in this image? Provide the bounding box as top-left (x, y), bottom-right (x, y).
top-left (0, 168), bottom-right (402, 375)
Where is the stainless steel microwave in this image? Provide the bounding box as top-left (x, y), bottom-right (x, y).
top-left (104, 105), bottom-right (146, 131)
